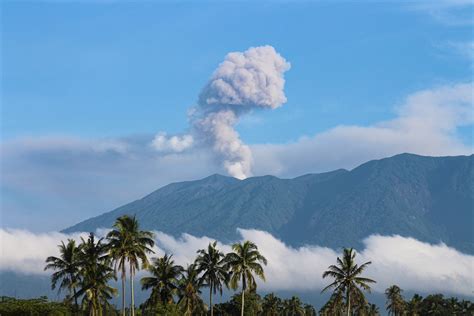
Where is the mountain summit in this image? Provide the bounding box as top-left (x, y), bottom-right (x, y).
top-left (64, 154), bottom-right (474, 254)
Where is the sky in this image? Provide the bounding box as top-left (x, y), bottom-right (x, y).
top-left (1, 0), bottom-right (473, 230)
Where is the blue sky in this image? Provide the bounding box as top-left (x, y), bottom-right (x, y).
top-left (1, 0), bottom-right (473, 230)
top-left (3, 1), bottom-right (472, 142)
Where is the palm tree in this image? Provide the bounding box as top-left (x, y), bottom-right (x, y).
top-left (319, 292), bottom-right (345, 316)
top-left (75, 233), bottom-right (117, 316)
top-left (322, 248), bottom-right (376, 316)
top-left (44, 239), bottom-right (81, 312)
top-left (225, 240), bottom-right (267, 316)
top-left (282, 296), bottom-right (305, 316)
top-left (106, 215), bottom-right (155, 316)
top-left (177, 264), bottom-right (206, 316)
top-left (141, 254), bottom-right (183, 308)
top-left (407, 294), bottom-right (422, 316)
top-left (367, 303), bottom-right (380, 316)
top-left (261, 293), bottom-right (281, 316)
top-left (385, 285), bottom-right (406, 316)
top-left (195, 241), bottom-right (229, 316)
top-left (304, 303), bottom-right (317, 316)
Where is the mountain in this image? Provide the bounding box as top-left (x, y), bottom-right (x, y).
top-left (64, 153), bottom-right (474, 254)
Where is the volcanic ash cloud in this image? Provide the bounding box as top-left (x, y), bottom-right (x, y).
top-left (152, 45), bottom-right (291, 179)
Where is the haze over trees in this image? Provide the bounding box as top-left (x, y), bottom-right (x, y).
top-left (1, 215), bottom-right (470, 315)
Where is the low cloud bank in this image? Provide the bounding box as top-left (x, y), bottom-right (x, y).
top-left (1, 228), bottom-right (472, 297)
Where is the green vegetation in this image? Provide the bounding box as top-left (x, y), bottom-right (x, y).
top-left (2, 214), bottom-right (472, 315)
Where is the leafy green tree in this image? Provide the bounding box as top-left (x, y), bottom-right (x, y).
top-left (44, 239), bottom-right (82, 312)
top-left (195, 241), bottom-right (228, 316)
top-left (385, 285), bottom-right (406, 316)
top-left (106, 215), bottom-right (155, 316)
top-left (261, 293), bottom-right (282, 316)
top-left (177, 264), bottom-right (206, 316)
top-left (319, 292), bottom-right (345, 316)
top-left (141, 254), bottom-right (183, 308)
top-left (0, 296), bottom-right (72, 316)
top-left (75, 233), bottom-right (117, 316)
top-left (322, 248), bottom-right (375, 316)
top-left (225, 240), bottom-right (267, 316)
top-left (282, 296), bottom-right (305, 316)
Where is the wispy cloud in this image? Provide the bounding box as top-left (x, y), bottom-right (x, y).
top-left (407, 0), bottom-right (474, 26)
top-left (1, 228), bottom-right (472, 296)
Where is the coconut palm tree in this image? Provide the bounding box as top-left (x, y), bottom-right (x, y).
top-left (282, 296), bottom-right (305, 316)
top-left (106, 215), bottom-right (155, 316)
top-left (44, 239), bottom-right (82, 312)
top-left (177, 264), bottom-right (206, 316)
top-left (320, 292), bottom-right (345, 316)
top-left (141, 254), bottom-right (183, 308)
top-left (385, 285), bottom-right (406, 316)
top-left (75, 233), bottom-right (117, 316)
top-left (225, 240), bottom-right (267, 316)
top-left (407, 294), bottom-right (422, 316)
top-left (304, 303), bottom-right (317, 316)
top-left (367, 303), bottom-right (380, 316)
top-left (261, 293), bottom-right (282, 316)
top-left (195, 241), bottom-right (229, 316)
top-left (322, 248), bottom-right (376, 316)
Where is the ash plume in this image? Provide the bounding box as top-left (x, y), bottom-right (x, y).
top-left (152, 45), bottom-right (291, 179)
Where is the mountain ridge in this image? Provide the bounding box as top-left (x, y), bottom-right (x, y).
top-left (64, 153), bottom-right (474, 254)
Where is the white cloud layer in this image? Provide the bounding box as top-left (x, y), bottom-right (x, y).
top-left (1, 228), bottom-right (472, 297)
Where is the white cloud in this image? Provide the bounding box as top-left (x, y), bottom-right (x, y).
top-left (252, 83), bottom-right (473, 176)
top-left (408, 0), bottom-right (474, 25)
top-left (1, 228), bottom-right (473, 297)
top-left (151, 132), bottom-right (194, 153)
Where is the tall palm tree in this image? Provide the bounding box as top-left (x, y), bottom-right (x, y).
top-left (44, 239), bottom-right (81, 312)
top-left (322, 248), bottom-right (376, 316)
top-left (282, 296), bottom-right (305, 316)
top-left (75, 233), bottom-right (117, 316)
top-left (225, 240), bottom-right (267, 316)
top-left (141, 254), bottom-right (183, 308)
top-left (195, 241), bottom-right (229, 316)
top-left (177, 264), bottom-right (206, 316)
top-left (261, 293), bottom-right (281, 316)
top-left (385, 285), bottom-right (406, 316)
top-left (106, 215), bottom-right (155, 316)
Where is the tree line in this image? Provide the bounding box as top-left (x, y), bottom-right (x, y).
top-left (1, 215), bottom-right (472, 316)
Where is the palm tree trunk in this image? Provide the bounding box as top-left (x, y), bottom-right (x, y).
top-left (209, 284), bottom-right (213, 316)
top-left (121, 265), bottom-right (126, 316)
top-left (130, 266), bottom-right (135, 316)
top-left (346, 288), bottom-right (350, 316)
top-left (72, 287), bottom-right (78, 315)
top-left (241, 289), bottom-right (245, 316)
top-left (241, 275), bottom-right (246, 316)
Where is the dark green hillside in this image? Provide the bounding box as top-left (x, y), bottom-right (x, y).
top-left (64, 154), bottom-right (474, 254)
